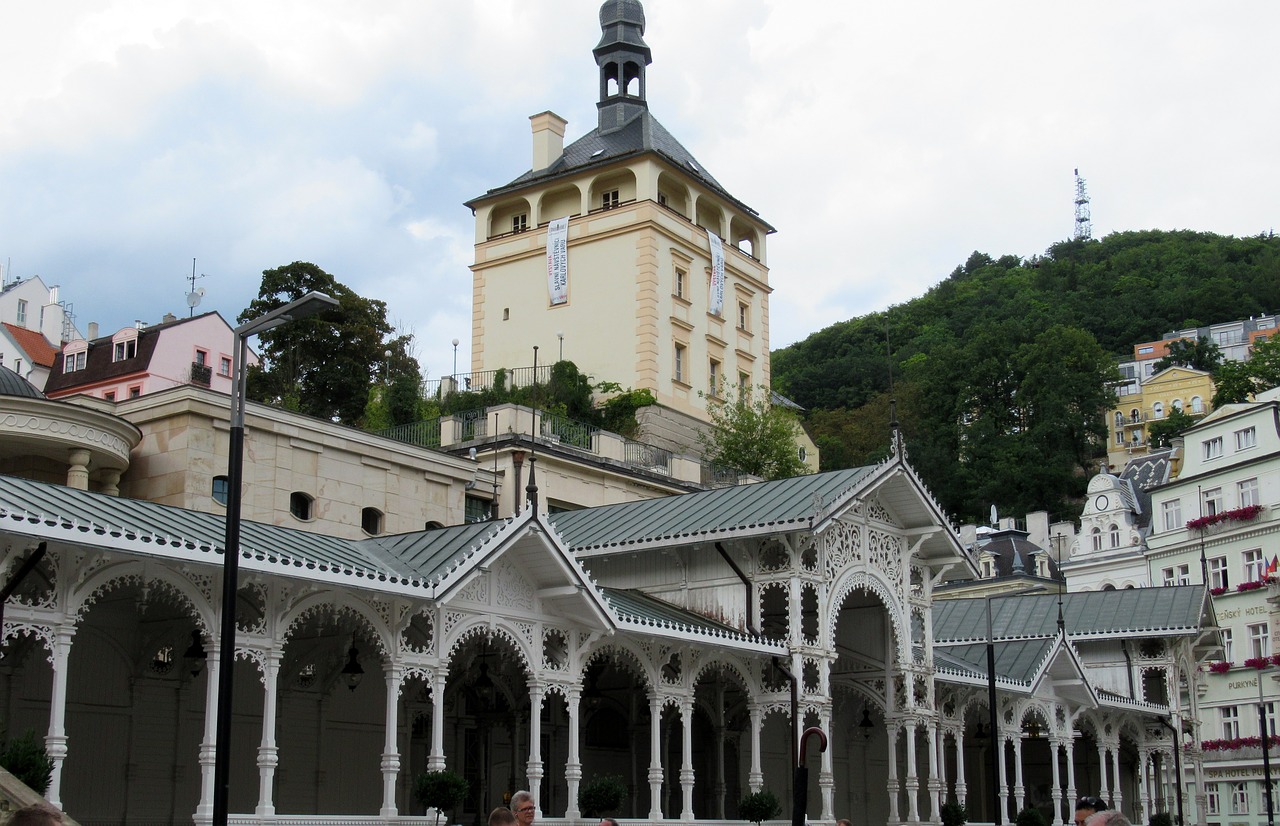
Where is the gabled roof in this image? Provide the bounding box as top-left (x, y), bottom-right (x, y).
top-left (932, 587), bottom-right (1213, 644)
top-left (935, 634), bottom-right (1099, 707)
top-left (468, 111), bottom-right (774, 232)
top-left (1, 323), bottom-right (59, 367)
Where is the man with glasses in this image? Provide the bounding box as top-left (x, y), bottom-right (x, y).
top-left (1075, 796), bottom-right (1108, 826)
top-left (512, 790), bottom-right (537, 826)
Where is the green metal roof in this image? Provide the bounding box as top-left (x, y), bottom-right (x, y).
top-left (935, 639), bottom-right (1054, 686)
top-left (932, 587), bottom-right (1212, 644)
top-left (550, 465), bottom-right (877, 552)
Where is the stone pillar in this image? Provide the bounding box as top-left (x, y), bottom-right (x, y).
top-left (1108, 746), bottom-right (1123, 813)
top-left (648, 693), bottom-right (664, 820)
top-left (565, 686), bottom-right (582, 820)
top-left (527, 681), bottom-right (545, 812)
top-left (255, 648), bottom-right (282, 817)
top-left (748, 703), bottom-right (764, 793)
top-left (680, 697), bottom-right (695, 820)
top-left (381, 665), bottom-right (404, 817)
top-left (1065, 736), bottom-right (1078, 818)
top-left (66, 448), bottom-right (90, 490)
top-left (44, 626), bottom-right (75, 808)
top-left (1137, 750), bottom-right (1151, 826)
top-left (99, 468), bottom-right (122, 496)
top-left (429, 671), bottom-right (447, 771)
top-left (956, 729), bottom-right (969, 806)
top-left (193, 640), bottom-right (220, 825)
top-left (1097, 742), bottom-right (1110, 804)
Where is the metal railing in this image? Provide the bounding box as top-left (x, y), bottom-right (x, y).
top-left (701, 462), bottom-right (747, 488)
top-left (541, 412), bottom-right (598, 450)
top-left (373, 419), bottom-right (442, 449)
top-left (423, 365), bottom-right (554, 398)
top-left (624, 441), bottom-right (672, 475)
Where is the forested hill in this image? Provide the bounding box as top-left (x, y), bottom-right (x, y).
top-left (771, 230), bottom-right (1280, 522)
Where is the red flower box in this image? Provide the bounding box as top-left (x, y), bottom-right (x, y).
top-left (1187, 505), bottom-right (1265, 531)
top-left (1208, 661), bottom-right (1232, 674)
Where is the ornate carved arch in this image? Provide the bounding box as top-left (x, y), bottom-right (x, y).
top-left (281, 590), bottom-right (394, 659)
top-left (69, 559), bottom-right (215, 633)
top-left (444, 617), bottom-right (535, 674)
top-left (827, 568), bottom-right (907, 666)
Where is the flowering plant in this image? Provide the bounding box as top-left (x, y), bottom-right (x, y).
top-left (1207, 661), bottom-right (1232, 674)
top-left (1187, 504), bottom-right (1265, 531)
top-left (1201, 735), bottom-right (1280, 751)
top-left (1238, 580), bottom-right (1268, 593)
top-left (1209, 586), bottom-right (1228, 596)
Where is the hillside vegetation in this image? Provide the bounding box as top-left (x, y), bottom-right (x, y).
top-left (771, 230), bottom-right (1280, 522)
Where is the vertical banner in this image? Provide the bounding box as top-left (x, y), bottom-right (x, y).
top-left (547, 217), bottom-right (569, 305)
top-left (708, 230), bottom-right (725, 316)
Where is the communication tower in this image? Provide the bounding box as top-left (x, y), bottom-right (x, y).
top-left (1073, 168), bottom-right (1092, 241)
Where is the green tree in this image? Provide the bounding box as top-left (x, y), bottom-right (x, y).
top-left (414, 770), bottom-right (469, 825)
top-left (738, 790), bottom-right (782, 824)
top-left (1147, 407), bottom-right (1199, 448)
top-left (698, 384), bottom-right (808, 480)
top-left (1249, 335), bottom-right (1280, 390)
top-left (1212, 360), bottom-right (1257, 406)
top-left (578, 774), bottom-right (628, 817)
top-left (0, 730), bottom-right (54, 795)
top-left (1153, 335), bottom-right (1223, 373)
top-left (240, 262), bottom-right (418, 426)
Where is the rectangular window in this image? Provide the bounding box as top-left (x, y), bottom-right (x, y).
top-left (512, 214), bottom-right (528, 233)
top-left (1266, 703), bottom-right (1278, 738)
top-left (1240, 477), bottom-right (1261, 508)
top-left (63, 351), bottom-right (86, 372)
top-left (1203, 487), bottom-right (1223, 517)
top-left (1162, 564), bottom-right (1191, 586)
top-left (1204, 436), bottom-right (1224, 460)
top-left (103, 391), bottom-right (115, 402)
top-left (738, 371), bottom-right (749, 395)
top-left (1209, 556), bottom-right (1230, 590)
top-left (1223, 706), bottom-right (1241, 740)
top-left (1250, 622), bottom-right (1271, 659)
top-left (195, 349), bottom-right (208, 366)
top-left (674, 343), bottom-right (686, 384)
top-left (1206, 785), bottom-right (1220, 816)
top-left (15, 299), bottom-right (26, 325)
top-left (113, 339), bottom-right (137, 362)
top-left (1222, 628), bottom-right (1234, 662)
top-left (128, 385), bottom-right (141, 399)
top-left (709, 359), bottom-right (720, 396)
top-left (1161, 500), bottom-right (1182, 531)
top-left (1138, 345), bottom-right (1154, 355)
top-left (1115, 431), bottom-right (1125, 445)
top-left (1245, 549), bottom-right (1265, 582)
top-left (1231, 781), bottom-right (1249, 815)
top-left (601, 190), bottom-right (619, 210)
top-left (464, 495), bottom-right (491, 523)
top-left (737, 301), bottom-right (749, 331)
top-left (1236, 427), bottom-right (1258, 450)
top-left (675, 269), bottom-right (686, 300)
top-left (219, 356), bottom-right (232, 376)
top-left (657, 192), bottom-right (668, 207)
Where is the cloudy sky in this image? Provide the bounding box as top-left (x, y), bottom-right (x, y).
top-left (3, 1), bottom-right (1277, 380)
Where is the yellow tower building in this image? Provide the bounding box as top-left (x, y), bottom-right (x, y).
top-left (465, 0), bottom-right (775, 424)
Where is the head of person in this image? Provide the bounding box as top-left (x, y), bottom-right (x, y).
top-left (9, 803), bottom-right (62, 826)
top-left (837, 820), bottom-right (853, 826)
top-left (1075, 796), bottom-right (1108, 826)
top-left (1086, 811), bottom-right (1131, 826)
top-left (599, 819), bottom-right (620, 826)
top-left (512, 790), bottom-right (536, 824)
top-left (489, 807), bottom-right (517, 826)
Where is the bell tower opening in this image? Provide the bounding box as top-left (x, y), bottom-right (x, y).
top-left (594, 0), bottom-right (653, 132)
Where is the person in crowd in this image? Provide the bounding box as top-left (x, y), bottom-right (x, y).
top-left (8, 802), bottom-right (63, 826)
top-left (1075, 796), bottom-right (1109, 826)
top-left (489, 807), bottom-right (517, 826)
top-left (512, 790), bottom-right (537, 826)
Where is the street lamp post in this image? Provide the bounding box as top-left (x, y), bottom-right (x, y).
top-left (985, 588), bottom-right (1041, 826)
top-left (556, 331), bottom-right (564, 362)
top-left (1260, 670), bottom-right (1276, 826)
top-left (212, 291), bottom-right (338, 826)
top-left (452, 338), bottom-right (459, 379)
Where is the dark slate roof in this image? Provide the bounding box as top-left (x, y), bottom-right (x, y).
top-left (932, 587), bottom-right (1211, 644)
top-left (0, 365), bottom-right (45, 399)
top-left (974, 528), bottom-right (1063, 580)
top-left (549, 465), bottom-right (877, 552)
top-left (935, 638), bottom-right (1054, 685)
top-left (1119, 449), bottom-right (1173, 530)
top-left (470, 111), bottom-right (773, 231)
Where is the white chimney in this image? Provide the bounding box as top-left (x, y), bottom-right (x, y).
top-left (530, 111), bottom-right (568, 173)
top-left (87, 322), bottom-right (99, 339)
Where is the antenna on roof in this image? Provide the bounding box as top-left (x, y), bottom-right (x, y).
top-left (186, 258), bottom-right (210, 316)
top-left (1073, 169), bottom-right (1092, 241)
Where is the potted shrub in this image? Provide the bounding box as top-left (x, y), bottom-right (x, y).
top-left (415, 770), bottom-right (470, 826)
top-left (579, 774), bottom-right (628, 817)
top-left (739, 790), bottom-right (782, 825)
top-left (1016, 807), bottom-right (1048, 826)
top-left (1150, 812), bottom-right (1174, 826)
top-left (941, 801), bottom-right (968, 826)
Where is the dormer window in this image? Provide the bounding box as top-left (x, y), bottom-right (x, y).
top-left (63, 350), bottom-right (86, 372)
top-left (113, 338), bottom-right (137, 362)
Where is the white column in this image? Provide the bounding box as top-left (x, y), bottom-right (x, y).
top-left (43, 625), bottom-right (75, 808)
top-left (381, 665), bottom-right (404, 817)
top-left (926, 722), bottom-right (941, 821)
top-left (429, 671), bottom-right (447, 771)
top-left (997, 735), bottom-right (1010, 824)
top-left (648, 693), bottom-right (665, 820)
top-left (193, 640), bottom-right (220, 826)
top-left (1049, 741), bottom-right (1064, 826)
top-left (887, 723), bottom-right (901, 824)
top-left (254, 648), bottom-right (282, 817)
top-left (956, 730), bottom-right (968, 806)
top-left (1013, 736), bottom-right (1026, 813)
top-left (566, 686), bottom-right (582, 820)
top-left (714, 682), bottom-right (727, 819)
top-left (1065, 736), bottom-right (1078, 817)
top-left (1108, 746), bottom-right (1123, 813)
top-left (1137, 750), bottom-right (1151, 826)
top-left (905, 721), bottom-right (920, 823)
top-left (680, 697), bottom-right (695, 820)
top-left (527, 681), bottom-right (545, 813)
top-left (1097, 742), bottom-right (1110, 805)
top-left (66, 449), bottom-right (90, 490)
top-left (820, 705), bottom-right (835, 821)
top-left (748, 703), bottom-right (764, 794)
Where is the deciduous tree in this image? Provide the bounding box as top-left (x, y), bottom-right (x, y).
top-left (698, 384), bottom-right (808, 480)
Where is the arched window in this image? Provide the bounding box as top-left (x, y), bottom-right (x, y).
top-left (1171, 398), bottom-right (1183, 412)
top-left (1191, 396), bottom-right (1204, 414)
top-left (361, 507), bottom-right (384, 536)
top-left (1114, 412), bottom-right (1124, 427)
top-left (289, 492), bottom-right (314, 521)
top-left (1109, 523), bottom-right (1120, 548)
top-left (1091, 527), bottom-right (1103, 552)
top-left (1130, 408), bottom-right (1140, 423)
top-left (1152, 401), bottom-right (1164, 419)
top-left (211, 475), bottom-right (229, 506)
